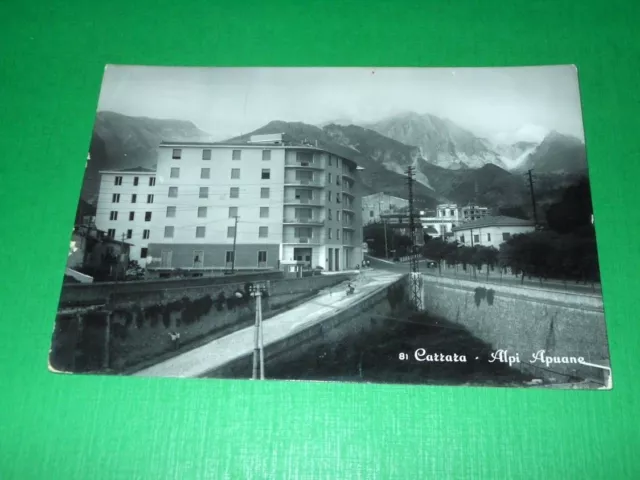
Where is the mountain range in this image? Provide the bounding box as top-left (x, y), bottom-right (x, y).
top-left (83, 110), bottom-right (589, 216)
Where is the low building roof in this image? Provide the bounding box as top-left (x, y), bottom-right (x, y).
top-left (452, 215), bottom-right (535, 232)
top-left (99, 166), bottom-right (156, 174)
top-left (424, 226), bottom-right (439, 235)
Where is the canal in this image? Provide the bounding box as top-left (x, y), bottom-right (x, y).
top-left (266, 310), bottom-right (535, 387)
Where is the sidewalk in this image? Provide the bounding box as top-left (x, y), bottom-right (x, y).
top-left (133, 269), bottom-right (403, 378)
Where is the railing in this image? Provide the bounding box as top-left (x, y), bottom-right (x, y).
top-left (285, 158), bottom-right (324, 169)
top-left (284, 198), bottom-right (324, 206)
top-left (342, 169), bottom-right (356, 180)
top-left (283, 237), bottom-right (323, 244)
top-left (285, 179), bottom-right (324, 187)
top-left (283, 218), bottom-right (325, 225)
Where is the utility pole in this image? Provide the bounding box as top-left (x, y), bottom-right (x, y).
top-left (250, 282), bottom-right (266, 380)
top-left (231, 216), bottom-right (238, 274)
top-left (406, 166), bottom-right (422, 310)
top-left (526, 169), bottom-right (539, 228)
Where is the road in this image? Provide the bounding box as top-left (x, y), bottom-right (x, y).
top-left (365, 255), bottom-right (602, 296)
top-left (133, 269), bottom-right (402, 378)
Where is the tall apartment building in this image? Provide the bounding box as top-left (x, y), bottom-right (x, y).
top-left (141, 134), bottom-right (363, 272)
top-left (93, 167), bottom-right (157, 264)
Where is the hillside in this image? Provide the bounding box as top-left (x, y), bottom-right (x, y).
top-left (515, 131), bottom-right (588, 174)
top-left (83, 111), bottom-right (212, 200)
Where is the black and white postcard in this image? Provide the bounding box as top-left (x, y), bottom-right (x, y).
top-left (50, 66), bottom-right (612, 389)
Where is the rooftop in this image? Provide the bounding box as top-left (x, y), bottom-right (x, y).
top-left (452, 215), bottom-right (535, 232)
top-left (99, 166), bottom-right (156, 174)
top-left (425, 226), bottom-right (439, 235)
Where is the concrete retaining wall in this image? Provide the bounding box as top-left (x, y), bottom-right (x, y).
top-left (204, 276), bottom-right (410, 378)
top-left (58, 270), bottom-right (285, 307)
top-left (420, 275), bottom-right (610, 381)
top-left (50, 273), bottom-right (355, 373)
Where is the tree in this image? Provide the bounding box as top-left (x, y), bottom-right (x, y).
top-left (545, 177), bottom-right (593, 235)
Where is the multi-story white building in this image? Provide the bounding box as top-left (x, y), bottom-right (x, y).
top-left (137, 134), bottom-right (362, 272)
top-left (94, 166), bottom-right (157, 264)
top-left (452, 215), bottom-right (535, 249)
top-left (419, 203), bottom-right (491, 240)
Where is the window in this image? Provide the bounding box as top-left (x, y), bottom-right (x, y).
top-left (149, 177), bottom-right (156, 186)
top-left (114, 176), bottom-right (123, 186)
top-left (460, 235), bottom-right (465, 243)
top-left (232, 150), bottom-right (241, 160)
top-left (228, 206), bottom-right (238, 218)
top-left (450, 209), bottom-right (455, 216)
top-left (109, 211), bottom-right (118, 221)
top-left (112, 193), bottom-right (120, 203)
top-left (502, 232), bottom-right (511, 240)
top-left (258, 250), bottom-right (267, 266)
top-left (166, 206), bottom-right (176, 217)
top-left (170, 167), bottom-right (180, 178)
top-left (231, 168), bottom-right (240, 179)
top-left (260, 187), bottom-right (270, 199)
top-left (202, 149), bottom-right (211, 160)
top-left (198, 206), bottom-right (207, 218)
top-left (336, 194), bottom-right (341, 204)
top-left (261, 169), bottom-right (270, 180)
top-left (172, 149), bottom-right (181, 159)
top-left (140, 247), bottom-right (148, 258)
top-left (230, 187), bottom-right (239, 198)
top-left (327, 228), bottom-right (332, 239)
top-left (107, 228), bottom-right (116, 238)
top-left (262, 150), bottom-right (271, 161)
top-left (164, 226), bottom-right (174, 238)
top-left (199, 187), bottom-right (209, 198)
top-left (143, 229), bottom-right (150, 240)
top-left (328, 173), bottom-right (332, 183)
top-left (201, 168), bottom-right (210, 179)
top-left (126, 229), bottom-right (132, 239)
top-left (337, 158), bottom-right (341, 168)
top-left (196, 226), bottom-right (206, 238)
top-left (296, 151), bottom-right (313, 164)
top-left (336, 176), bottom-right (341, 186)
top-left (131, 194), bottom-right (137, 203)
top-left (147, 194), bottom-right (154, 203)
top-left (473, 234), bottom-right (480, 243)
top-left (260, 207), bottom-right (269, 218)
top-left (225, 251), bottom-right (235, 263)
top-left (133, 177), bottom-right (139, 186)
top-left (227, 226), bottom-right (235, 238)
top-left (487, 233), bottom-right (491, 241)
top-left (337, 229), bottom-right (340, 240)
top-left (295, 227), bottom-right (312, 238)
top-left (145, 212), bottom-right (152, 222)
top-left (337, 211), bottom-right (341, 222)
top-left (369, 210), bottom-right (374, 218)
top-left (328, 155), bottom-right (332, 166)
top-left (129, 211), bottom-right (135, 221)
top-left (168, 187), bottom-right (178, 198)
top-left (441, 210), bottom-right (445, 217)
top-left (328, 209), bottom-right (332, 220)
top-left (259, 226), bottom-right (268, 238)
top-left (328, 191), bottom-right (332, 202)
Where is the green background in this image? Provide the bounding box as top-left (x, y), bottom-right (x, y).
top-left (1, 0), bottom-right (638, 478)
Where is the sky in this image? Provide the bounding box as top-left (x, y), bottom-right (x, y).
top-left (97, 65), bottom-right (586, 144)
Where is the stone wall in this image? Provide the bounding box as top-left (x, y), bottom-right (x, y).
top-left (50, 273), bottom-right (355, 373)
top-left (58, 270), bottom-right (285, 307)
top-left (419, 275), bottom-right (610, 382)
top-left (204, 276), bottom-right (410, 378)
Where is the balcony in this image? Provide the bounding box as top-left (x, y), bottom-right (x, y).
top-left (284, 178), bottom-right (324, 188)
top-left (342, 204), bottom-right (356, 213)
top-left (283, 217), bottom-right (325, 226)
top-left (284, 198), bottom-right (324, 207)
top-left (342, 222), bottom-right (356, 230)
top-left (341, 169), bottom-right (356, 180)
top-left (285, 158), bottom-right (324, 170)
top-left (341, 187), bottom-right (355, 198)
top-left (282, 236), bottom-right (323, 245)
